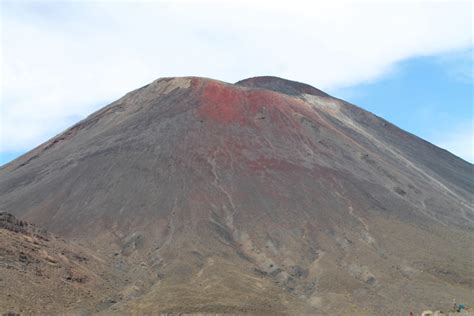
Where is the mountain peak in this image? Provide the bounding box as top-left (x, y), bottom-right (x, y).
top-left (1, 75), bottom-right (472, 315)
top-left (236, 76), bottom-right (330, 97)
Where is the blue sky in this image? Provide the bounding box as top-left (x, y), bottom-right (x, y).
top-left (333, 50), bottom-right (473, 162)
top-left (1, 1), bottom-right (473, 164)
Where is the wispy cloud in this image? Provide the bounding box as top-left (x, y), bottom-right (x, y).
top-left (1, 1), bottom-right (473, 155)
top-left (435, 48), bottom-right (474, 83)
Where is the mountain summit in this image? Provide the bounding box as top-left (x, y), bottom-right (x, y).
top-left (236, 76), bottom-right (330, 97)
top-left (1, 76), bottom-right (473, 314)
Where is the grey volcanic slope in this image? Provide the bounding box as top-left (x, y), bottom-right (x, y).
top-left (0, 76), bottom-right (473, 315)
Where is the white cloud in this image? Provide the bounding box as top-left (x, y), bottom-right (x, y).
top-left (1, 1), bottom-right (473, 154)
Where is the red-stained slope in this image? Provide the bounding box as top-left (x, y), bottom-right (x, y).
top-left (196, 79), bottom-right (329, 135)
top-left (197, 79), bottom-right (305, 126)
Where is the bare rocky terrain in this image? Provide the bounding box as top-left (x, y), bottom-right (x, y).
top-left (0, 212), bottom-right (130, 314)
top-left (0, 76), bottom-right (473, 315)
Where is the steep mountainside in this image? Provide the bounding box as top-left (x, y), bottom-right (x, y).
top-left (0, 76), bottom-right (473, 315)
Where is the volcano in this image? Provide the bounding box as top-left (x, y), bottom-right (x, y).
top-left (0, 76), bottom-right (473, 315)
